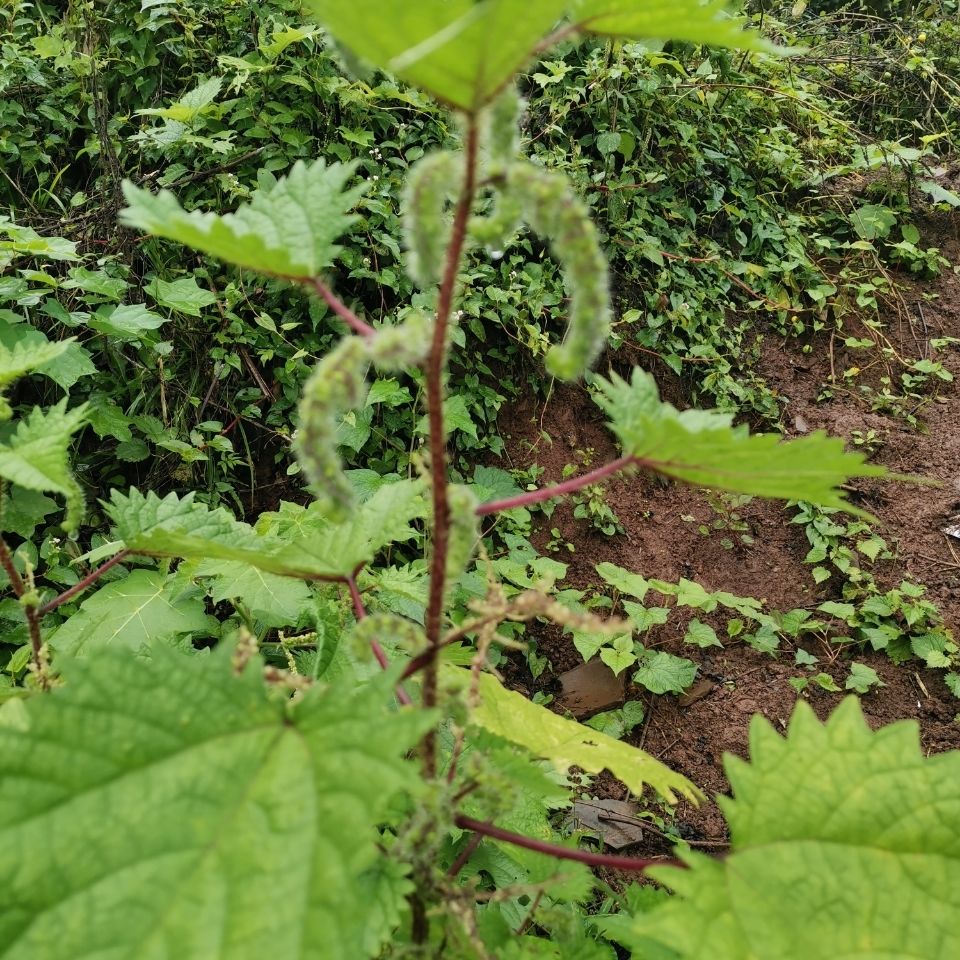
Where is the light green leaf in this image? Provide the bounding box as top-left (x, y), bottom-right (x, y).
top-left (122, 160), bottom-right (365, 279)
top-left (633, 650), bottom-right (698, 694)
top-left (145, 276), bottom-right (217, 316)
top-left (88, 303), bottom-right (169, 341)
top-left (596, 561), bottom-right (650, 601)
top-left (599, 635), bottom-right (637, 675)
top-left (919, 179), bottom-right (960, 208)
top-left (137, 76), bottom-right (224, 122)
top-left (306, 0), bottom-right (564, 112)
top-left (596, 371), bottom-right (885, 513)
top-left (48, 569), bottom-right (212, 656)
top-left (623, 601), bottom-right (669, 633)
top-left (570, 0), bottom-right (772, 51)
top-left (0, 645), bottom-right (430, 960)
top-left (0, 218), bottom-right (80, 264)
top-left (684, 619), bottom-right (722, 649)
top-left (306, 0), bottom-right (765, 113)
top-left (470, 670), bottom-right (701, 803)
top-left (845, 662), bottom-right (884, 694)
top-left (616, 698), bottom-right (960, 959)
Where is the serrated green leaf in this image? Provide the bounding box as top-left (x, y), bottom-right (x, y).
top-left (570, 0), bottom-right (773, 50)
top-left (617, 698), bottom-right (960, 959)
top-left (306, 0), bottom-right (765, 113)
top-left (633, 650), bottom-right (698, 694)
top-left (596, 371), bottom-right (885, 513)
top-left (470, 670), bottom-right (701, 803)
top-left (48, 569), bottom-right (212, 656)
top-left (122, 159), bottom-right (366, 279)
top-left (195, 559), bottom-right (313, 628)
top-left (0, 400), bottom-right (87, 530)
top-left (0, 338), bottom-right (71, 388)
top-left (106, 482), bottom-right (427, 580)
top-left (0, 645), bottom-right (430, 960)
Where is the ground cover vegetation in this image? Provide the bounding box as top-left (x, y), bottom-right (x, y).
top-left (1, 0), bottom-right (959, 956)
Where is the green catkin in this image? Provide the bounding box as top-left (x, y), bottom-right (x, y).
top-left (367, 310), bottom-right (434, 370)
top-left (485, 87), bottom-right (523, 173)
top-left (470, 87), bottom-right (525, 254)
top-left (403, 150), bottom-right (463, 289)
top-left (348, 613), bottom-right (427, 662)
top-left (293, 335), bottom-right (369, 514)
top-left (444, 484), bottom-right (480, 594)
top-left (510, 161), bottom-right (611, 381)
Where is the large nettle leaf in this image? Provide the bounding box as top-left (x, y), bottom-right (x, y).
top-left (105, 482), bottom-right (427, 580)
top-left (121, 159), bottom-right (366, 279)
top-left (597, 371), bottom-right (885, 511)
top-left (47, 569), bottom-right (213, 656)
top-left (470, 670), bottom-right (701, 803)
top-left (0, 645), bottom-right (431, 960)
top-left (305, 0), bottom-right (768, 113)
top-left (603, 698), bottom-right (960, 959)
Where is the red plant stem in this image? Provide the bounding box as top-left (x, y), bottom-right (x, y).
top-left (347, 575), bottom-right (367, 620)
top-left (454, 815), bottom-right (680, 874)
top-left (306, 277), bottom-right (375, 338)
top-left (346, 569), bottom-right (413, 707)
top-left (39, 549), bottom-right (131, 615)
top-left (1, 535), bottom-right (46, 684)
top-left (0, 535), bottom-right (26, 596)
top-left (476, 455), bottom-right (636, 516)
top-left (447, 831), bottom-right (483, 877)
top-left (422, 118), bottom-right (480, 775)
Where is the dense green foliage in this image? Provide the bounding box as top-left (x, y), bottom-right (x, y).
top-left (1, 0), bottom-right (959, 956)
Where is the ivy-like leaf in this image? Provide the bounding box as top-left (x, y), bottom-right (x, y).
top-left (121, 159), bottom-right (366, 279)
top-left (610, 698), bottom-right (960, 959)
top-left (0, 399), bottom-right (88, 531)
top-left (0, 645), bottom-right (431, 960)
top-left (597, 371), bottom-right (885, 512)
top-left (470, 670), bottom-right (701, 803)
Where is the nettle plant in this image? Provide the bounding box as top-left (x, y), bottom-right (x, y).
top-left (2, 3), bottom-right (959, 958)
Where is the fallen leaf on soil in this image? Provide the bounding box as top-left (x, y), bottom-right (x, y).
top-left (557, 659), bottom-right (626, 719)
top-left (569, 798), bottom-right (649, 850)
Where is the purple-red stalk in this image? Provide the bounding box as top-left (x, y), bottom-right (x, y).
top-left (306, 277), bottom-right (375, 338)
top-left (454, 815), bottom-right (681, 873)
top-left (422, 118), bottom-right (481, 777)
top-left (40, 550), bottom-right (131, 615)
top-left (475, 455), bottom-right (635, 516)
top-left (345, 570), bottom-right (413, 707)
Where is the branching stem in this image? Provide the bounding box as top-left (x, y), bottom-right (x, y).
top-left (422, 117), bottom-right (480, 775)
top-left (0, 535), bottom-right (46, 686)
top-left (454, 815), bottom-right (681, 874)
top-left (40, 550), bottom-right (131, 615)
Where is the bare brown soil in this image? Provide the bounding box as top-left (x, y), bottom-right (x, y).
top-left (494, 213), bottom-right (960, 845)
